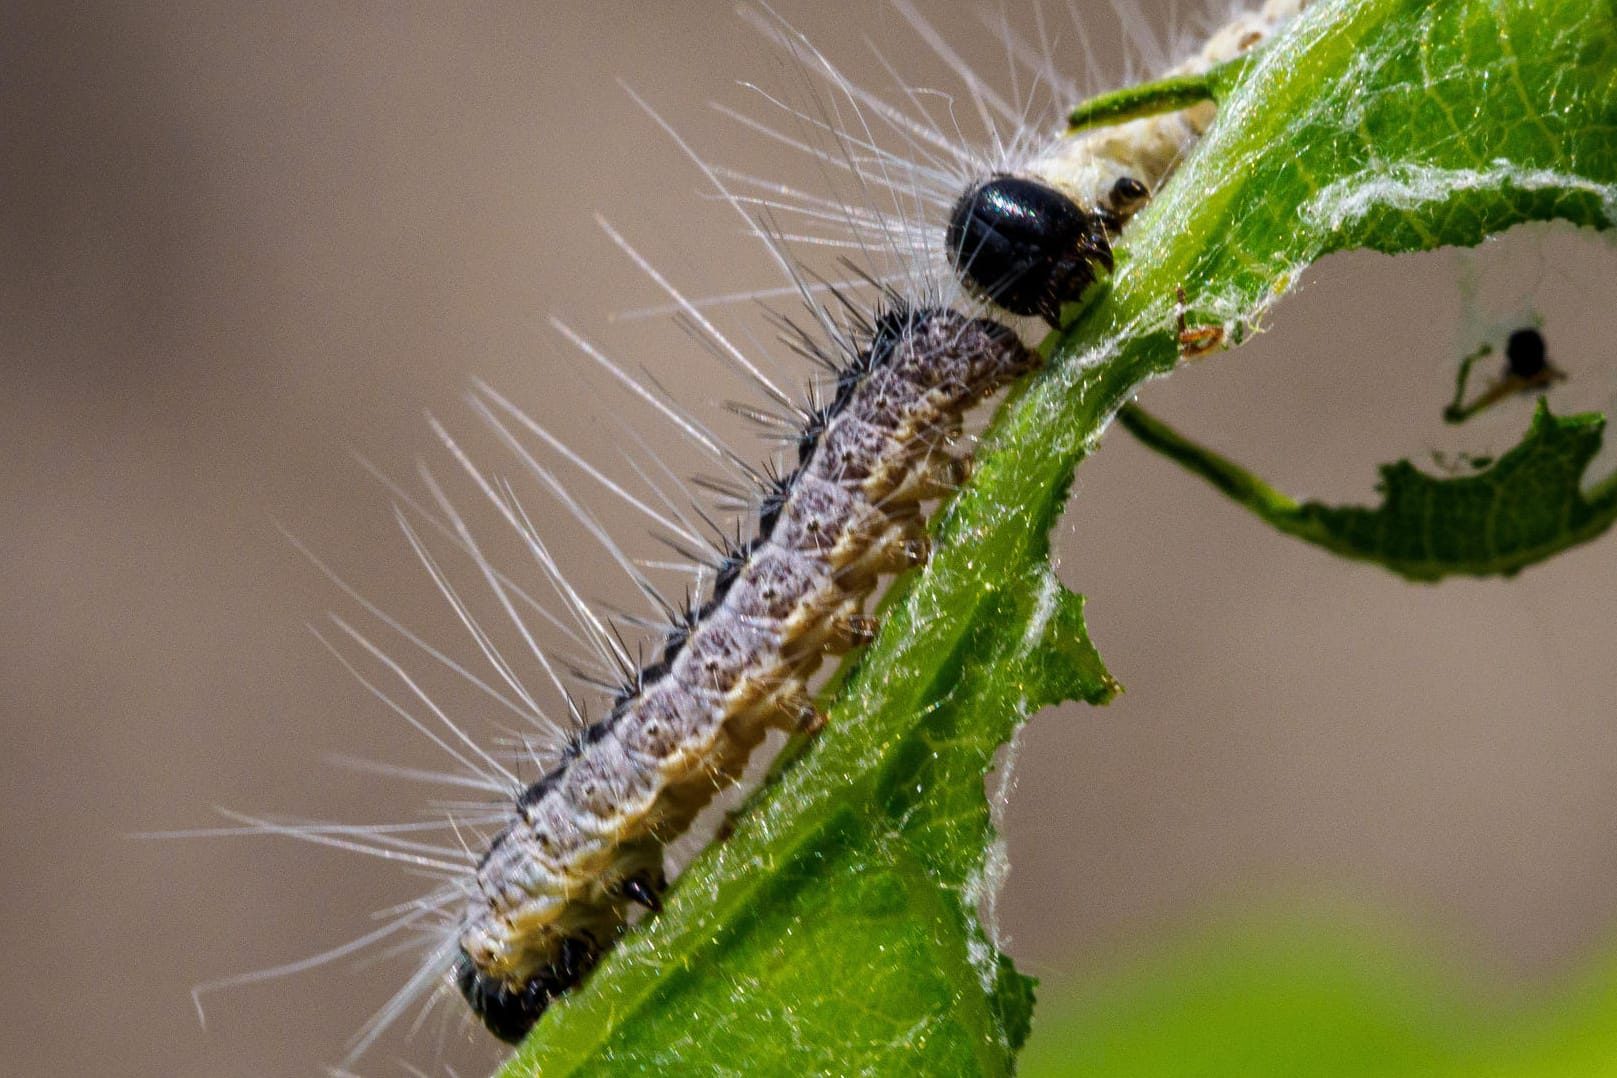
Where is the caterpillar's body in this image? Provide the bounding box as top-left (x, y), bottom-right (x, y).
top-left (455, 306), bottom-right (1035, 1040)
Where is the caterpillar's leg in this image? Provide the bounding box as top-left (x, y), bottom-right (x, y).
top-left (616, 869), bottom-right (665, 913)
top-left (829, 612), bottom-right (881, 652)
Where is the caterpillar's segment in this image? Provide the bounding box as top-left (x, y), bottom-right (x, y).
top-left (454, 306), bottom-right (1037, 1042)
top-left (944, 0), bottom-right (1307, 324)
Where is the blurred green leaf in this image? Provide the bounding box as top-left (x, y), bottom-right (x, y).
top-left (1020, 907), bottom-right (1617, 1078)
top-left (1119, 400), bottom-right (1617, 581)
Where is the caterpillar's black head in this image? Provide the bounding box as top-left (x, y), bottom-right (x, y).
top-left (946, 174), bottom-right (1113, 326)
top-left (454, 937), bottom-right (597, 1045)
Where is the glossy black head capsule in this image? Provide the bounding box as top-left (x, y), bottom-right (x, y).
top-left (454, 936), bottom-right (597, 1045)
top-left (1506, 327), bottom-right (1548, 380)
top-left (946, 174), bottom-right (1113, 326)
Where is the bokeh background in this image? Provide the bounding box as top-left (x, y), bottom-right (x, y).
top-left (4, 2), bottom-right (1615, 1076)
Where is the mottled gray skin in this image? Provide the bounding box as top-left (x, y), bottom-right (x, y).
top-left (457, 306), bottom-right (1036, 1037)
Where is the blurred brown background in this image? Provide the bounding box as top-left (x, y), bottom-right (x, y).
top-left (4, 2), bottom-right (1614, 1076)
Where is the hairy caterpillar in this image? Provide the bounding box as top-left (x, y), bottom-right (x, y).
top-left (189, 0), bottom-right (1320, 1067)
top-left (453, 0), bottom-right (1314, 1045)
top-left (453, 300), bottom-right (1036, 1042)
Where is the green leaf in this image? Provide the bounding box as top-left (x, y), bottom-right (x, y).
top-left (502, 0), bottom-right (1617, 1072)
top-left (1020, 910), bottom-right (1478, 1078)
top-left (1118, 400), bottom-right (1617, 580)
top-left (1019, 906), bottom-right (1617, 1078)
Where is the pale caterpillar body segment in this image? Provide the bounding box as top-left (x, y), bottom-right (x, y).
top-left (1017, 0), bottom-right (1308, 208)
top-left (454, 303), bottom-right (1036, 1042)
top-left (947, 0), bottom-right (1308, 322)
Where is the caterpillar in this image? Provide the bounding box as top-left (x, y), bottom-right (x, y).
top-left (453, 300), bottom-right (1037, 1043)
top-left (455, 0), bottom-right (1312, 1043)
top-left (193, 0), bottom-right (1316, 1067)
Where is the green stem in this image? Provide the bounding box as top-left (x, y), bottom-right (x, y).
top-left (1117, 401), bottom-right (1303, 517)
top-left (1120, 401), bottom-right (1617, 582)
top-left (1065, 58), bottom-right (1249, 132)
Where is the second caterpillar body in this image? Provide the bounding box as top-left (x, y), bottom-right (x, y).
top-left (455, 303), bottom-right (1036, 1041)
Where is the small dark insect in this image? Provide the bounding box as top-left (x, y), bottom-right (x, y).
top-left (1444, 325), bottom-right (1564, 424)
top-left (1505, 327), bottom-right (1549, 380)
